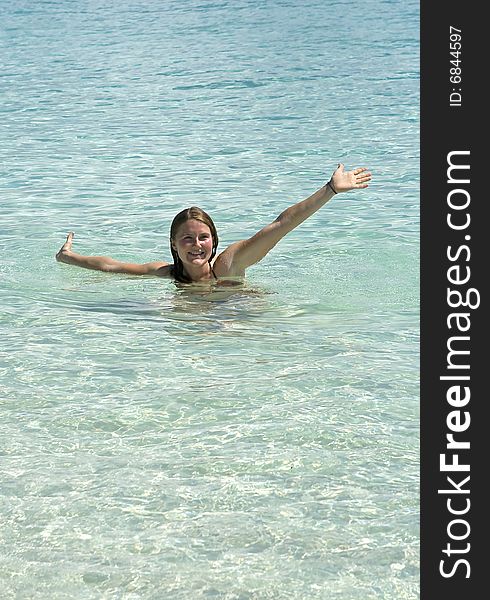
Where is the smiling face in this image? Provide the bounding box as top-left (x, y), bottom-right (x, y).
top-left (171, 219), bottom-right (214, 267)
top-left (169, 207), bottom-right (219, 282)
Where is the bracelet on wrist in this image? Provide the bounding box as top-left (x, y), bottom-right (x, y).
top-left (326, 180), bottom-right (338, 195)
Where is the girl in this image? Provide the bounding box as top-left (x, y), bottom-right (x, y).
top-left (56, 163), bottom-right (371, 284)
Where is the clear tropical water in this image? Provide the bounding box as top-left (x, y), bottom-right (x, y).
top-left (1, 0), bottom-right (419, 598)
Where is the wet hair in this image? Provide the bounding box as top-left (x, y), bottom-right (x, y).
top-left (169, 207), bottom-right (219, 283)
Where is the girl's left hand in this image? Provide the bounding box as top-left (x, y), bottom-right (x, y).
top-left (330, 163), bottom-right (371, 193)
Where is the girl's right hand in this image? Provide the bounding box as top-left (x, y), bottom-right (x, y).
top-left (56, 232), bottom-right (74, 261)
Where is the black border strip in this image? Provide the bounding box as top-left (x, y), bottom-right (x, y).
top-left (421, 1), bottom-right (483, 596)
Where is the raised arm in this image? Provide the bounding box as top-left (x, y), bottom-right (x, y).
top-left (55, 232), bottom-right (170, 276)
top-left (217, 163), bottom-right (371, 275)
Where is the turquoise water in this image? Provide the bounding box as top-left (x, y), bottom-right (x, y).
top-left (1, 0), bottom-right (419, 598)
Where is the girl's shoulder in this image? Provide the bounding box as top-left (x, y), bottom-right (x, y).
top-left (152, 263), bottom-right (173, 278)
top-left (212, 246), bottom-right (246, 278)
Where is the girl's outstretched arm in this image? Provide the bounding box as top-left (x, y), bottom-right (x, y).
top-left (55, 232), bottom-right (170, 276)
top-left (216, 163), bottom-right (371, 275)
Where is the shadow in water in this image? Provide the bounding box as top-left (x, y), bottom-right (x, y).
top-left (161, 281), bottom-right (276, 333)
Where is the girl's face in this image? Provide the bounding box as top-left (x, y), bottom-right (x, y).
top-left (171, 219), bottom-right (214, 266)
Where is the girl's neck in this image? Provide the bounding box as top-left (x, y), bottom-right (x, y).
top-left (184, 262), bottom-right (214, 282)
